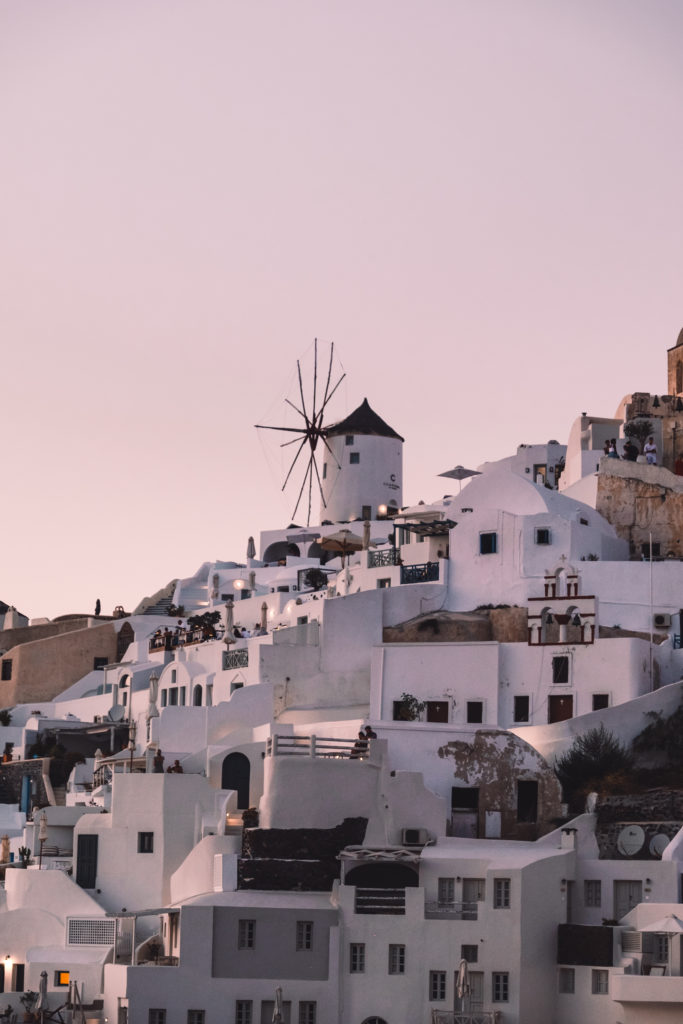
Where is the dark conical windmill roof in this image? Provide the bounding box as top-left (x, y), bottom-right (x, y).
top-left (324, 398), bottom-right (404, 441)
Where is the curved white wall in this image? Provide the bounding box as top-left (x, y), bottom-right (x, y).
top-left (319, 433), bottom-right (402, 522)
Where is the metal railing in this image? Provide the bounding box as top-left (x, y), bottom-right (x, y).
top-left (354, 887), bottom-right (406, 915)
top-left (223, 648), bottom-right (249, 669)
top-left (368, 548), bottom-right (400, 568)
top-left (425, 901), bottom-right (478, 920)
top-left (400, 561), bottom-right (440, 584)
top-left (266, 735), bottom-right (362, 759)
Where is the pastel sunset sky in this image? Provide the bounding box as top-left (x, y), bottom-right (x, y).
top-left (2, 0), bottom-right (682, 619)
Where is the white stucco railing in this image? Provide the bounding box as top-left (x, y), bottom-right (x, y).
top-left (266, 734), bottom-right (362, 758)
top-left (431, 1012), bottom-right (501, 1024)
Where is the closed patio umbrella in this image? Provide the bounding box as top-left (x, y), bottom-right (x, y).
top-left (224, 600), bottom-right (234, 646)
top-left (272, 986), bottom-right (283, 1024)
top-left (456, 958), bottom-right (470, 1010)
top-left (34, 970), bottom-right (48, 1016)
top-left (246, 536), bottom-right (256, 560)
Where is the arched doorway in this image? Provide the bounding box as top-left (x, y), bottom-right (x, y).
top-left (263, 541), bottom-right (300, 564)
top-left (221, 752), bottom-right (251, 809)
top-left (193, 685), bottom-right (202, 706)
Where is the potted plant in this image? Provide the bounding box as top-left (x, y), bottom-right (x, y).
top-left (396, 692), bottom-right (426, 721)
top-left (17, 846), bottom-right (31, 869)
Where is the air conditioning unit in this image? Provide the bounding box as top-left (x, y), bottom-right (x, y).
top-left (401, 827), bottom-right (429, 847)
top-left (653, 613), bottom-right (671, 629)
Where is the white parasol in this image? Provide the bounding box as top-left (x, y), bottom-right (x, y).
top-left (272, 986), bottom-right (283, 1024)
top-left (456, 958), bottom-right (470, 1008)
top-left (224, 600), bottom-right (235, 646)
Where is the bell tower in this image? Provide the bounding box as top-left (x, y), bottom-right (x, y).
top-left (667, 328), bottom-right (683, 396)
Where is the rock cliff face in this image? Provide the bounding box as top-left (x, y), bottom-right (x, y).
top-left (596, 461), bottom-right (683, 558)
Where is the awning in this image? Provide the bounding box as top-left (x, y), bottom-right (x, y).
top-left (397, 520), bottom-right (456, 537)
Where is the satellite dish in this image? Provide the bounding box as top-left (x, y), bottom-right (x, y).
top-left (617, 825), bottom-right (645, 857)
top-left (108, 705), bottom-right (125, 722)
top-left (650, 833), bottom-right (670, 858)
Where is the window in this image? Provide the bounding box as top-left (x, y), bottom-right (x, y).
top-left (345, 435), bottom-right (354, 445)
top-left (93, 657), bottom-right (108, 670)
top-left (516, 780), bottom-right (538, 823)
top-left (438, 878), bottom-right (455, 906)
top-left (296, 920), bottom-right (313, 951)
top-left (493, 878), bottom-right (511, 909)
top-left (584, 880), bottom-right (601, 907)
top-left (377, 578), bottom-right (391, 589)
top-left (514, 696), bottom-right (529, 722)
top-left (492, 972), bottom-right (509, 1002)
top-left (168, 689), bottom-right (178, 706)
top-left (322, 463), bottom-right (327, 479)
top-left (297, 616), bottom-right (308, 626)
top-left (558, 968), bottom-right (575, 994)
top-left (591, 969), bottom-right (609, 995)
top-left (10, 965), bottom-right (24, 993)
top-left (237, 919), bottom-right (255, 950)
top-left (349, 943), bottom-right (365, 973)
top-left (235, 1003), bottom-right (252, 1024)
top-left (535, 528), bottom-right (551, 545)
top-left (479, 532), bottom-right (497, 554)
top-left (467, 701), bottom-right (483, 724)
top-left (655, 934), bottom-right (669, 963)
top-left (54, 972), bottom-right (70, 987)
top-left (187, 1013), bottom-right (205, 1024)
top-left (388, 944), bottom-right (405, 974)
top-left (1, 660), bottom-right (12, 681)
top-left (429, 971), bottom-right (446, 1000)
top-left (426, 701), bottom-right (449, 723)
top-left (641, 542), bottom-right (661, 559)
top-left (179, 687), bottom-right (186, 706)
top-left (362, 505), bottom-right (372, 521)
top-left (350, 452), bottom-right (360, 464)
top-left (138, 832), bottom-right (154, 854)
top-left (149, 1012), bottom-right (166, 1024)
top-left (461, 944), bottom-right (478, 963)
top-left (171, 670), bottom-right (177, 684)
top-left (592, 694), bottom-right (609, 711)
top-left (552, 656), bottom-right (569, 684)
top-left (298, 1002), bottom-right (316, 1024)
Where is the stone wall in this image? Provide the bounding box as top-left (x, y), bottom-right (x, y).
top-left (382, 607), bottom-right (527, 644)
top-left (0, 622), bottom-right (119, 706)
top-left (0, 757), bottom-right (51, 807)
top-left (239, 816), bottom-right (368, 891)
top-left (596, 461), bottom-right (683, 558)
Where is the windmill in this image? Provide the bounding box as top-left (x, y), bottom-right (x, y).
top-left (255, 340), bottom-right (345, 525)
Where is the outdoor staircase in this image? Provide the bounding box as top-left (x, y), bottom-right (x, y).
top-left (52, 785), bottom-right (67, 806)
top-left (144, 595), bottom-right (175, 616)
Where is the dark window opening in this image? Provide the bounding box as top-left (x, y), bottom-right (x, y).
top-left (322, 463), bottom-right (327, 479)
top-left (138, 831), bottom-right (154, 854)
top-left (535, 528), bottom-right (551, 545)
top-left (642, 542), bottom-right (661, 559)
top-left (517, 780), bottom-right (538, 823)
top-left (350, 452), bottom-right (360, 465)
top-left (362, 505), bottom-right (372, 521)
top-left (11, 965), bottom-right (24, 993)
top-left (461, 944), bottom-right (478, 963)
top-left (93, 657), bottom-right (108, 670)
top-left (1, 660), bottom-right (11, 681)
top-left (467, 701), bottom-right (483, 724)
top-left (479, 532), bottom-right (497, 555)
top-left (592, 694), bottom-right (609, 711)
top-left (514, 696), bottom-right (529, 722)
top-left (552, 656), bottom-right (569, 684)
top-left (452, 787), bottom-right (479, 810)
top-left (345, 435), bottom-right (354, 446)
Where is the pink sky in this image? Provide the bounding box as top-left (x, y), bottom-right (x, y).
top-left (1, 0), bottom-right (682, 620)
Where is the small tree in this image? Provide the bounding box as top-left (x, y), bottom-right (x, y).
top-left (395, 692), bottom-right (426, 722)
top-left (303, 567), bottom-right (328, 592)
top-left (554, 724), bottom-right (633, 811)
top-left (623, 417), bottom-right (653, 454)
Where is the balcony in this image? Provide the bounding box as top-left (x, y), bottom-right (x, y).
top-left (425, 900), bottom-right (478, 920)
top-left (431, 1013), bottom-right (501, 1024)
top-left (368, 548), bottom-right (401, 569)
top-left (223, 648), bottom-right (249, 670)
top-left (400, 561), bottom-right (440, 585)
top-left (612, 973), bottom-right (683, 1004)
